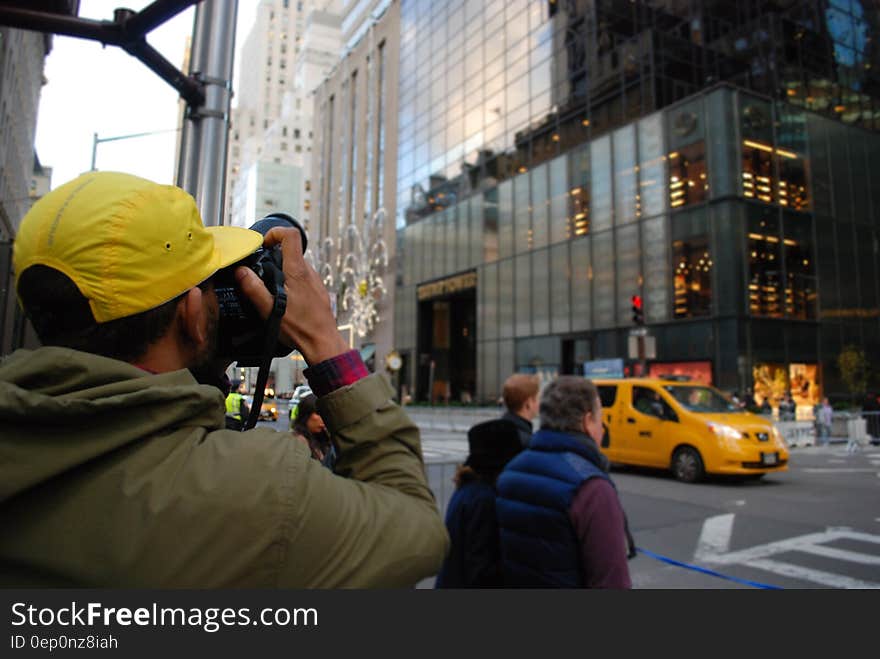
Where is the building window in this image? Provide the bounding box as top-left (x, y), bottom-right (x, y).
top-left (669, 141), bottom-right (707, 209)
top-left (673, 235), bottom-right (712, 318)
top-left (741, 140), bottom-right (809, 210)
top-left (748, 210), bottom-right (782, 318)
top-left (569, 186), bottom-right (589, 237)
top-left (294, 128), bottom-right (300, 139)
top-left (783, 214), bottom-right (817, 320)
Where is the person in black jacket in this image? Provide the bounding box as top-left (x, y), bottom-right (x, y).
top-left (500, 373), bottom-right (540, 447)
top-left (435, 419), bottom-right (523, 588)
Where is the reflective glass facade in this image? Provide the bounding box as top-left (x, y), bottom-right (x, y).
top-left (395, 1), bottom-right (880, 405)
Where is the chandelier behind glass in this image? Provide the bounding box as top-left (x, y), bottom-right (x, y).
top-left (304, 208), bottom-right (389, 337)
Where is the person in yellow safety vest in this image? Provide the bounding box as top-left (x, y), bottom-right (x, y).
top-left (225, 382), bottom-right (250, 430)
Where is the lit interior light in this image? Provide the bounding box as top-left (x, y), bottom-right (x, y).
top-left (744, 139), bottom-right (773, 153)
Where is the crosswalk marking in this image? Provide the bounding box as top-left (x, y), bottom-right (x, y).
top-left (796, 543), bottom-right (880, 565)
top-left (694, 513), bottom-right (734, 560)
top-left (696, 516), bottom-right (880, 589)
top-left (743, 559), bottom-right (879, 590)
top-left (803, 468), bottom-right (878, 473)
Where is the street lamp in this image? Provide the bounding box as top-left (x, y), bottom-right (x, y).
top-left (90, 128), bottom-right (180, 171)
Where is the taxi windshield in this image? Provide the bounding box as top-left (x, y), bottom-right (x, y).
top-left (663, 385), bottom-right (741, 413)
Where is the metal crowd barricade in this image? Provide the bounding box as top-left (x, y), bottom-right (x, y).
top-left (861, 411), bottom-right (880, 446)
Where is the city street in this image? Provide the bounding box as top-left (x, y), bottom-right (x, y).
top-left (264, 407), bottom-right (880, 589)
top-left (419, 426), bottom-right (880, 589)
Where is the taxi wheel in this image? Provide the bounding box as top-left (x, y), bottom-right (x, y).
top-left (672, 447), bottom-right (704, 483)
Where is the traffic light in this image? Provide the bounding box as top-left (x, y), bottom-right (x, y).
top-left (631, 294), bottom-right (644, 326)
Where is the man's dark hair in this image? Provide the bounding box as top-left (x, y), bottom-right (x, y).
top-left (17, 265), bottom-right (187, 363)
top-left (539, 376), bottom-right (600, 433)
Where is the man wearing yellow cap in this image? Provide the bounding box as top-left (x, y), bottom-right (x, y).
top-left (0, 171), bottom-right (447, 587)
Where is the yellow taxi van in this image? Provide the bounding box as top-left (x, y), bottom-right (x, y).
top-left (592, 378), bottom-right (789, 482)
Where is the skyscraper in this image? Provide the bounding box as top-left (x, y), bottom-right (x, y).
top-left (316, 0), bottom-right (880, 407)
top-left (227, 0), bottom-right (340, 232)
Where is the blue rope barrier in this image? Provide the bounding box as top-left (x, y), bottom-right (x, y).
top-left (635, 547), bottom-right (783, 590)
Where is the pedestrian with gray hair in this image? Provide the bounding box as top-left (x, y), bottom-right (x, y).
top-left (496, 376), bottom-right (633, 588)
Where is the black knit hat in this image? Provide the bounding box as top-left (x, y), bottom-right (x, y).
top-left (465, 419), bottom-right (523, 473)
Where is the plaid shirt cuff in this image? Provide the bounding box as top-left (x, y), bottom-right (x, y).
top-left (304, 349), bottom-right (369, 397)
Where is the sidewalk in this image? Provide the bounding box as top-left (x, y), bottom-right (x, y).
top-left (402, 405), bottom-right (501, 432)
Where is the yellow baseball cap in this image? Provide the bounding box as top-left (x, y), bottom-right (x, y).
top-left (13, 171), bottom-right (263, 323)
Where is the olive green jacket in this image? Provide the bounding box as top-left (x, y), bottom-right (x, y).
top-left (0, 347), bottom-right (448, 587)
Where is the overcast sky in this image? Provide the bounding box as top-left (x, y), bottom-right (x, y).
top-left (35, 0), bottom-right (257, 189)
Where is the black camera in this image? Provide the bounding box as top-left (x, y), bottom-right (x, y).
top-left (213, 213), bottom-right (308, 366)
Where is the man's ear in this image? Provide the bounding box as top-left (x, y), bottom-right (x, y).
top-left (180, 287), bottom-right (208, 348)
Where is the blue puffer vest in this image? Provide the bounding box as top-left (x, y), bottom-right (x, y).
top-left (496, 429), bottom-right (609, 587)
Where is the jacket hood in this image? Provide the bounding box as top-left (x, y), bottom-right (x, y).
top-left (0, 347), bottom-right (225, 503)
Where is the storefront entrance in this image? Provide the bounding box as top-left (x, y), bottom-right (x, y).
top-left (416, 272), bottom-right (477, 403)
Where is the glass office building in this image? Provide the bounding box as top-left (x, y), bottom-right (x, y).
top-left (393, 0), bottom-right (880, 407)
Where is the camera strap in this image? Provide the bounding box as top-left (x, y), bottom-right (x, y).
top-left (242, 260), bottom-right (287, 431)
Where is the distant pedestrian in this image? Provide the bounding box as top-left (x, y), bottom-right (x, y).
top-left (224, 380), bottom-right (250, 431)
top-left (730, 391), bottom-right (743, 409)
top-left (291, 393), bottom-right (336, 470)
top-left (815, 397), bottom-right (833, 446)
top-left (744, 387), bottom-right (758, 411)
top-left (501, 373), bottom-right (540, 447)
top-left (779, 391), bottom-right (796, 421)
top-left (496, 376), bottom-right (633, 588)
top-left (760, 397), bottom-right (773, 415)
top-left (435, 419), bottom-right (523, 588)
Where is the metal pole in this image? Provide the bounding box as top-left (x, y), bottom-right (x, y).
top-left (638, 335), bottom-right (646, 377)
top-left (91, 132), bottom-right (99, 171)
top-left (183, 0), bottom-right (237, 227)
top-left (176, 0), bottom-right (210, 194)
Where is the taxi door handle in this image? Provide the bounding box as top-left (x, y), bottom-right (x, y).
top-left (627, 417), bottom-right (636, 424)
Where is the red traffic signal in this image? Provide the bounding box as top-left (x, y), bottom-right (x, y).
top-left (631, 294), bottom-right (644, 326)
